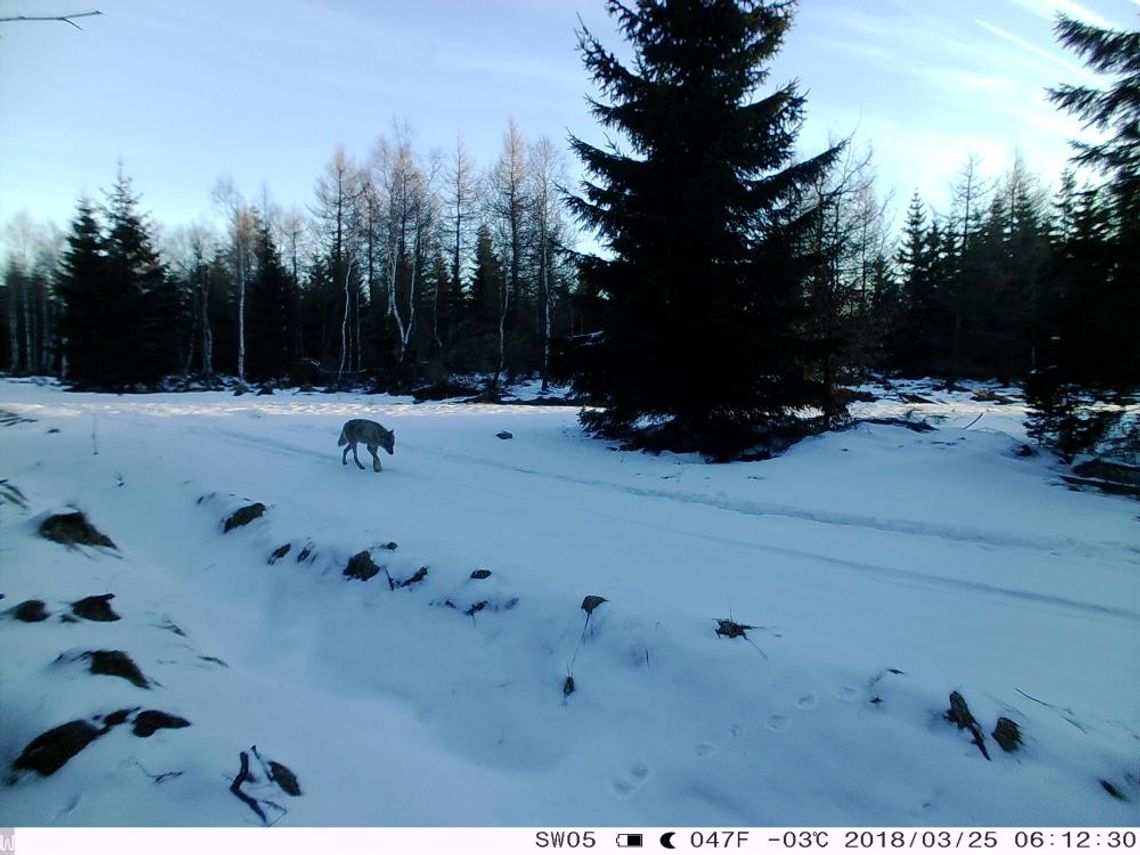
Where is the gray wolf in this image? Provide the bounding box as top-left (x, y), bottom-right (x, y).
top-left (338, 419), bottom-right (395, 472)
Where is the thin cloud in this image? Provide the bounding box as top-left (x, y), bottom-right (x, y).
top-left (913, 66), bottom-right (1011, 93)
top-left (974, 19), bottom-right (1099, 82)
top-left (1007, 0), bottom-right (1119, 29)
top-left (823, 9), bottom-right (997, 76)
top-left (811, 37), bottom-right (896, 65)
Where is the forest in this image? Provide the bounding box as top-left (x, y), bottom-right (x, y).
top-left (1, 2), bottom-right (1136, 459)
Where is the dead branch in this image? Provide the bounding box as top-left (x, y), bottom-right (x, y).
top-left (0, 11), bottom-right (103, 30)
top-left (229, 750), bottom-right (268, 824)
top-left (133, 760), bottom-right (183, 784)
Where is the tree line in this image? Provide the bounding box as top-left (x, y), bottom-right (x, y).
top-left (2, 120), bottom-right (581, 396)
top-left (2, 1), bottom-right (1134, 458)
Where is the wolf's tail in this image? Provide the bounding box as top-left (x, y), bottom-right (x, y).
top-left (337, 426), bottom-right (349, 446)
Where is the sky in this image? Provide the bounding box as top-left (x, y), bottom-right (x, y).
top-left (1, 0), bottom-right (1137, 255)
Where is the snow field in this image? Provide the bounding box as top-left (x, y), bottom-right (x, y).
top-left (0, 378), bottom-right (1137, 826)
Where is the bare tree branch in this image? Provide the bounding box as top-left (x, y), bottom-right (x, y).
top-left (0, 11), bottom-right (103, 30)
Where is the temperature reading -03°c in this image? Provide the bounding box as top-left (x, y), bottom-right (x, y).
top-left (771, 831), bottom-right (830, 848)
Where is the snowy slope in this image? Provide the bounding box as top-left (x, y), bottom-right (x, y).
top-left (0, 377), bottom-right (1137, 826)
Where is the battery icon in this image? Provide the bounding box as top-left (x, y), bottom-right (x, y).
top-left (616, 833), bottom-right (644, 848)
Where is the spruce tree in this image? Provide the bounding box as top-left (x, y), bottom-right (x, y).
top-left (894, 192), bottom-right (930, 371)
top-left (57, 198), bottom-right (107, 387)
top-left (247, 218), bottom-right (294, 381)
top-left (458, 225), bottom-right (504, 376)
top-left (103, 170), bottom-right (172, 386)
top-left (1047, 14), bottom-right (1139, 388)
top-left (1028, 14), bottom-right (1139, 458)
top-left (568, 0), bottom-right (841, 453)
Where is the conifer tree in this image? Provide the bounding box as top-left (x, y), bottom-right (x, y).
top-left (893, 192), bottom-right (938, 373)
top-left (56, 172), bottom-right (177, 388)
top-left (458, 224), bottom-right (504, 375)
top-left (103, 170), bottom-right (177, 386)
top-left (56, 199), bottom-right (106, 387)
top-left (247, 218), bottom-right (294, 381)
top-left (568, 0), bottom-right (841, 453)
top-left (1027, 15), bottom-right (1139, 458)
top-left (1047, 13), bottom-right (1139, 387)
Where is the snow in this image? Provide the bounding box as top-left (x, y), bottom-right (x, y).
top-left (0, 377), bottom-right (1137, 827)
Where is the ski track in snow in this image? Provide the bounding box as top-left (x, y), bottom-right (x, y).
top-left (195, 422), bottom-right (1136, 561)
top-left (188, 423), bottom-right (1140, 627)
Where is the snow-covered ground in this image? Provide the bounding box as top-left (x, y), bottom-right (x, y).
top-left (0, 377), bottom-right (1137, 826)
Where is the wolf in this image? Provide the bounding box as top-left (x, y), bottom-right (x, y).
top-left (337, 419), bottom-right (395, 472)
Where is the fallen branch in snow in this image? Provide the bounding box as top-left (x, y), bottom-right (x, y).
top-left (40, 510), bottom-right (117, 550)
top-left (134, 760), bottom-right (183, 784)
top-left (1015, 687), bottom-right (1088, 733)
top-left (568, 596), bottom-right (607, 671)
top-left (0, 479), bottom-right (28, 508)
top-left (714, 619), bottom-right (767, 658)
top-left (1100, 780), bottom-right (1127, 801)
top-left (1015, 687), bottom-right (1050, 706)
top-left (961, 412), bottom-right (984, 430)
top-left (946, 691), bottom-right (990, 761)
top-left (0, 409), bottom-right (36, 426)
top-left (251, 745), bottom-right (302, 797)
top-left (230, 751), bottom-right (268, 824)
top-left (992, 717), bottom-right (1022, 753)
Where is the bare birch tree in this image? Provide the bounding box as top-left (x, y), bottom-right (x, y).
top-left (486, 117), bottom-right (530, 390)
top-left (212, 177), bottom-right (256, 383)
top-left (446, 136), bottom-right (479, 296)
top-left (312, 147), bottom-right (364, 383)
top-left (3, 214), bottom-right (63, 376)
top-left (947, 155), bottom-right (991, 387)
top-left (163, 222), bottom-right (218, 379)
top-left (279, 206), bottom-right (308, 361)
top-left (528, 136), bottom-right (568, 389)
top-left (371, 126), bottom-right (434, 377)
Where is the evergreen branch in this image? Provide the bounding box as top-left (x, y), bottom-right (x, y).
top-left (1054, 14), bottom-right (1140, 75)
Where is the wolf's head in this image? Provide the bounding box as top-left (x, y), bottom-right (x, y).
top-left (380, 427), bottom-right (395, 455)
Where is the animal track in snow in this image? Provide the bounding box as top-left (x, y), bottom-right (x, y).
top-left (612, 763), bottom-right (651, 798)
top-left (695, 721), bottom-right (749, 758)
top-left (797, 693), bottom-right (818, 711)
top-left (836, 686), bottom-right (860, 702)
top-left (766, 714), bottom-right (791, 733)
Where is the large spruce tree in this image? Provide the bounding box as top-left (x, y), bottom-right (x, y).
top-left (57, 198), bottom-right (106, 386)
top-left (568, 0), bottom-right (840, 453)
top-left (57, 171), bottom-right (182, 389)
top-left (102, 171), bottom-right (175, 386)
top-left (1026, 14), bottom-right (1138, 456)
top-left (247, 218), bottom-right (295, 381)
top-left (1046, 14), bottom-right (1139, 388)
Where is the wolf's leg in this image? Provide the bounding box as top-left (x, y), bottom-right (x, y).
top-left (351, 443), bottom-right (365, 470)
top-left (343, 445), bottom-right (351, 466)
top-left (368, 444), bottom-right (382, 471)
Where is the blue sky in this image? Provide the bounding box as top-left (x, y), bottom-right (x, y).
top-left (1, 0), bottom-right (1136, 247)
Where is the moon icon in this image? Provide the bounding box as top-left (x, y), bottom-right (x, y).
top-left (660, 831), bottom-right (676, 849)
